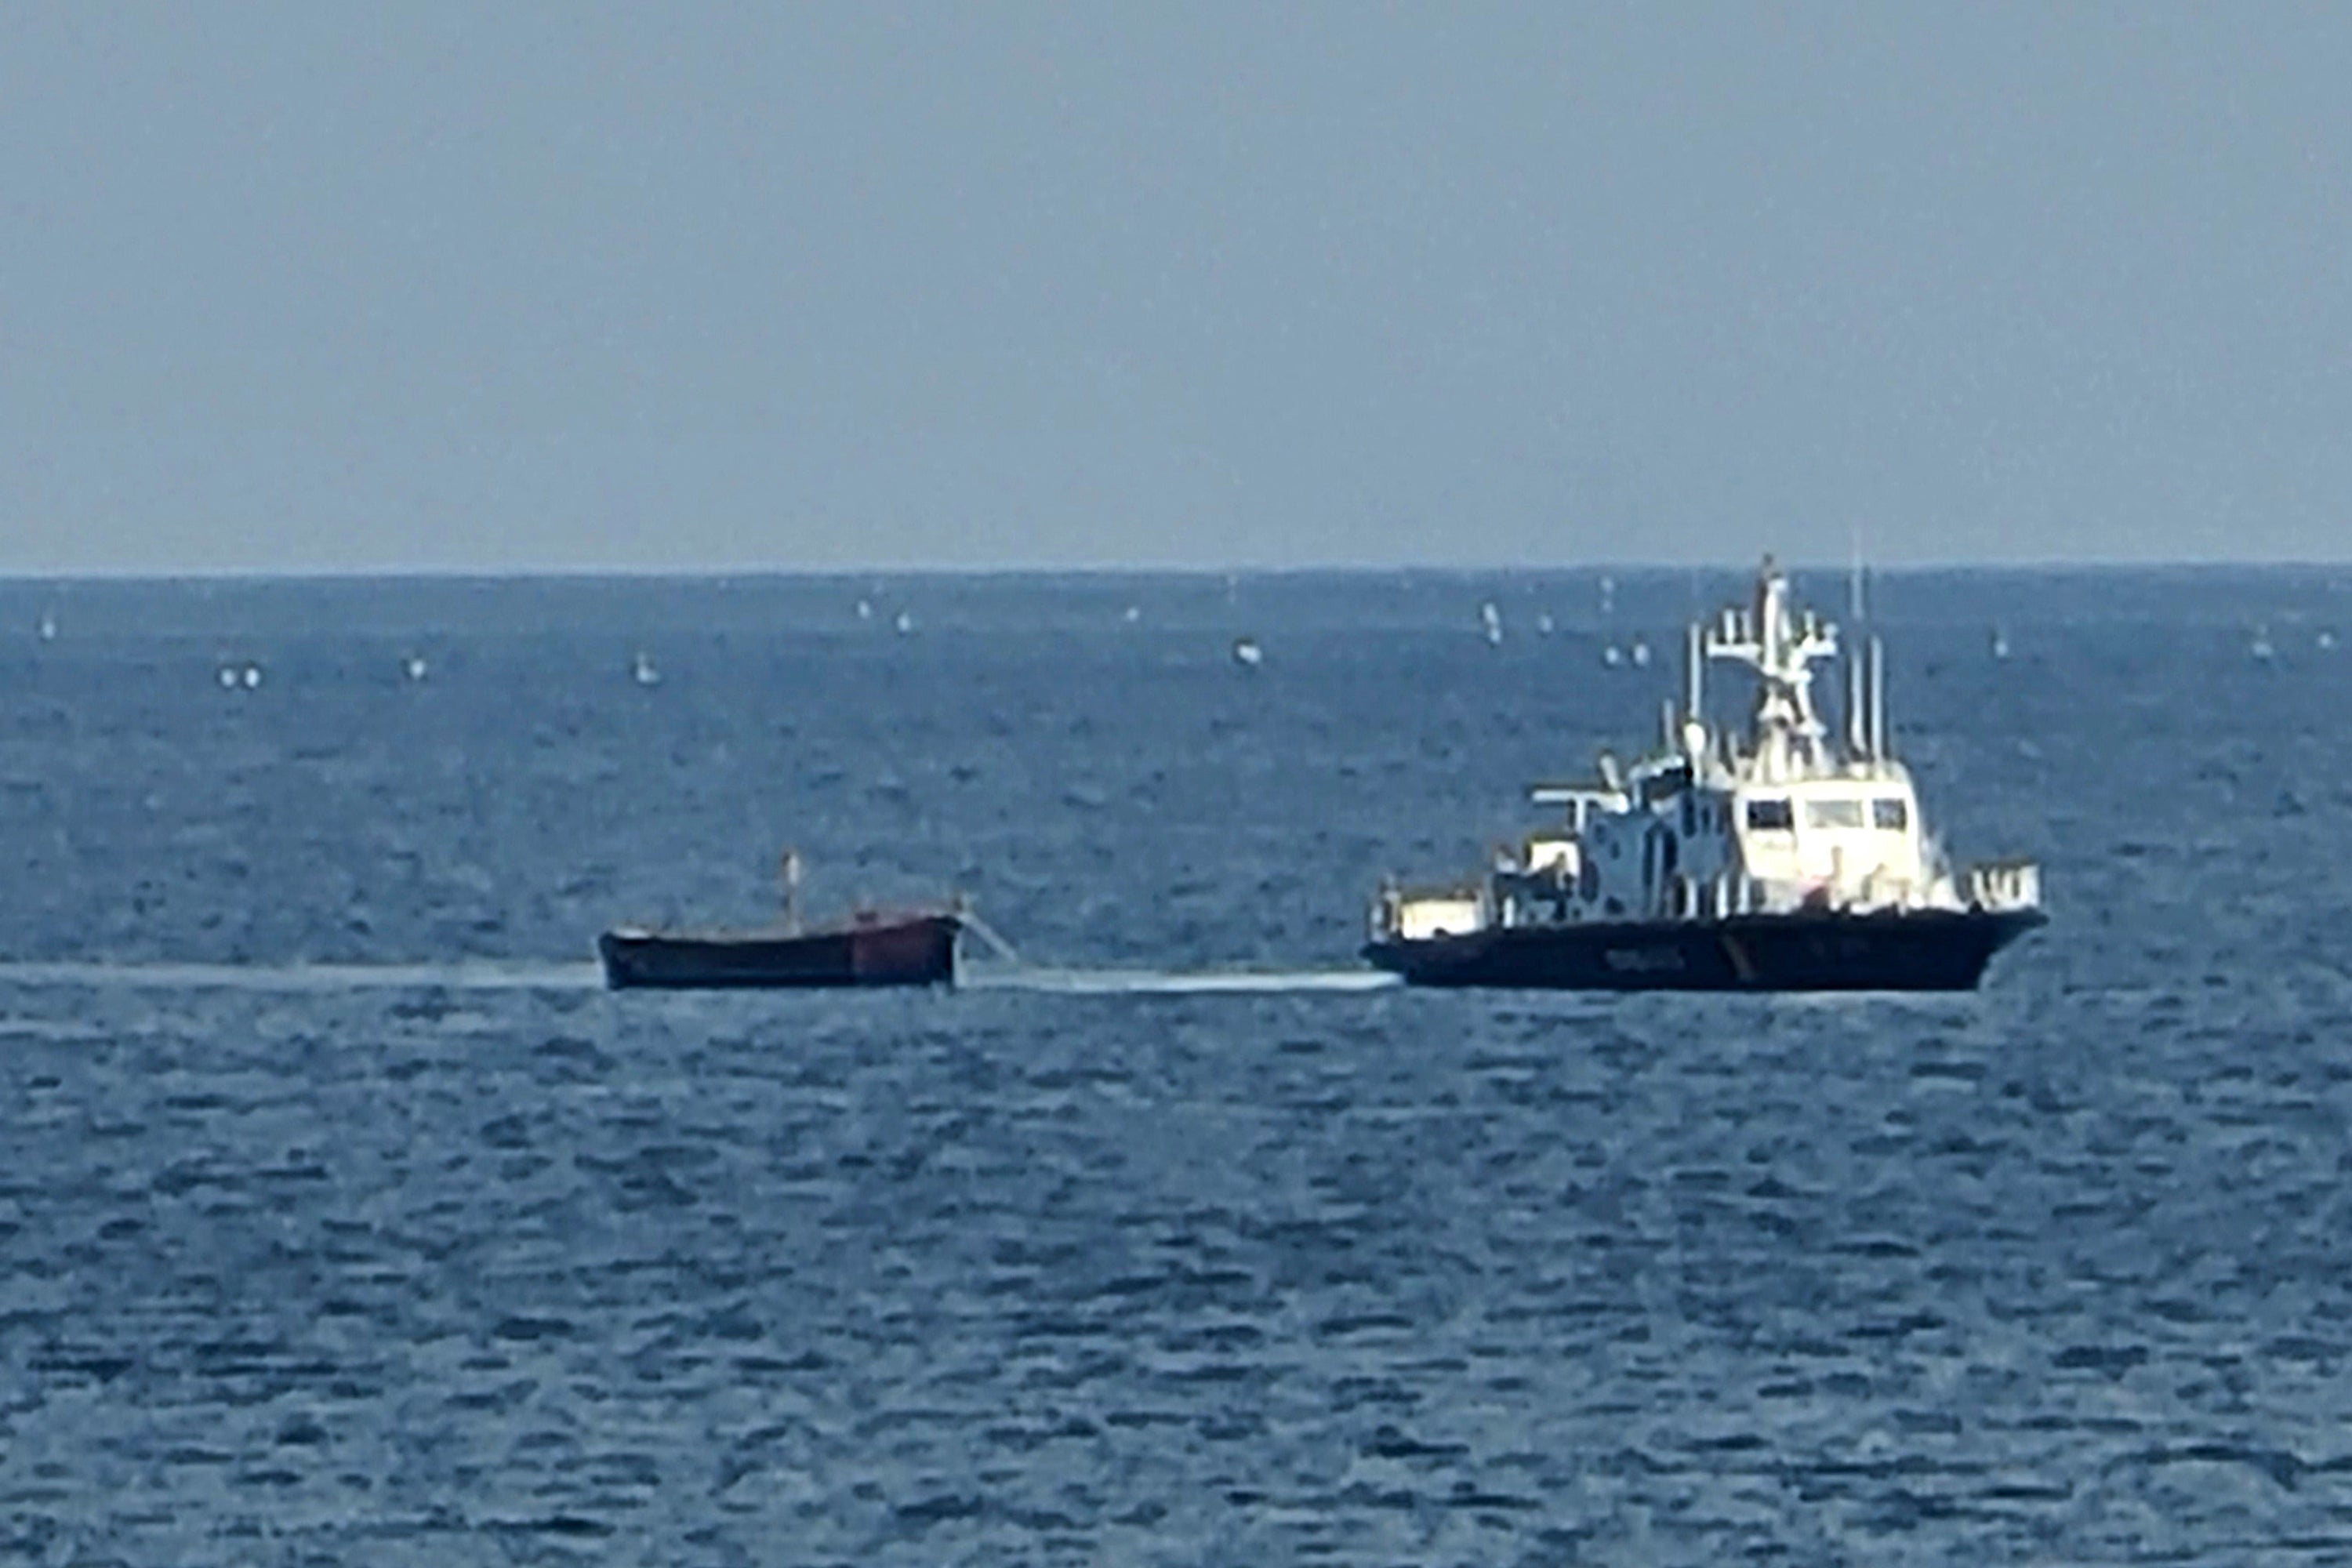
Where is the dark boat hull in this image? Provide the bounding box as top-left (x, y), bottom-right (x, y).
top-left (1363, 908), bottom-right (2045, 992)
top-left (598, 914), bottom-right (960, 990)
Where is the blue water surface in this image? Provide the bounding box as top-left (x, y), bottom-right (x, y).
top-left (2, 567), bottom-right (2350, 1563)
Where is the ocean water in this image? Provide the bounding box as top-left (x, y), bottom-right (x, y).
top-left (2, 567), bottom-right (2352, 1563)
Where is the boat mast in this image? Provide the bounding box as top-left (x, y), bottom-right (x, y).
top-left (1845, 528), bottom-right (1875, 763)
top-left (1682, 618), bottom-right (1707, 760)
top-left (1848, 524), bottom-right (1866, 622)
top-left (1868, 634), bottom-right (1886, 761)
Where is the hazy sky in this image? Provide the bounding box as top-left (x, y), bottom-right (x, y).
top-left (5, 5), bottom-right (2349, 572)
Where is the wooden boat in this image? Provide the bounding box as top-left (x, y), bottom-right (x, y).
top-left (597, 909), bottom-right (960, 990)
top-left (598, 851), bottom-right (961, 990)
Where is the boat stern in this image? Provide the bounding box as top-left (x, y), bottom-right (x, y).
top-left (1965, 860), bottom-right (2042, 916)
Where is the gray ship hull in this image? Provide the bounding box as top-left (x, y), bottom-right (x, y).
top-left (1363, 907), bottom-right (2045, 991)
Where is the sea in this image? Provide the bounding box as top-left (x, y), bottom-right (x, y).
top-left (1, 566), bottom-right (2349, 1565)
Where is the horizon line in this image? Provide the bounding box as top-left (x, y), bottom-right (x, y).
top-left (2, 557), bottom-right (2349, 584)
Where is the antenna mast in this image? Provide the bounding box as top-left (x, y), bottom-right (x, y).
top-left (1848, 524), bottom-right (1867, 623)
top-left (1702, 557), bottom-right (1841, 780)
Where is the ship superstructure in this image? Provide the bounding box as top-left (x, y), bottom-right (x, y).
top-left (1365, 558), bottom-right (2044, 989)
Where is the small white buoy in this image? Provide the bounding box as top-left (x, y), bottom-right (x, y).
top-left (36, 613), bottom-right (56, 643)
top-left (1232, 637), bottom-right (1263, 669)
top-left (1630, 638), bottom-right (1651, 668)
top-left (2251, 626), bottom-right (2276, 663)
top-left (241, 663), bottom-right (263, 690)
top-left (217, 665), bottom-right (239, 689)
top-left (893, 610), bottom-right (915, 635)
top-left (855, 598), bottom-right (873, 621)
top-left (631, 652), bottom-right (660, 687)
top-left (1601, 644), bottom-right (1623, 668)
top-left (1990, 627), bottom-right (2010, 661)
top-left (402, 655), bottom-right (428, 682)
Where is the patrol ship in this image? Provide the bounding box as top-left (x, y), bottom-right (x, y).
top-left (1364, 559), bottom-right (2045, 990)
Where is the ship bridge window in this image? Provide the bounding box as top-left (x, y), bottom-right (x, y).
top-left (1872, 797), bottom-right (1910, 830)
top-left (1744, 797), bottom-right (1794, 831)
top-left (1804, 797), bottom-right (1866, 829)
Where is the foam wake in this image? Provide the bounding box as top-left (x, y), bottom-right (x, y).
top-left (0, 960), bottom-right (1396, 997)
top-left (0, 961), bottom-right (604, 992)
top-left (962, 967), bottom-right (1398, 995)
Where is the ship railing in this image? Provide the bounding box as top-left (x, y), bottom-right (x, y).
top-left (1965, 861), bottom-right (2041, 911)
top-left (1700, 875), bottom-right (1765, 918)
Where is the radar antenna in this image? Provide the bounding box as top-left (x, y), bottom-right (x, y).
top-left (1701, 556), bottom-right (1841, 780)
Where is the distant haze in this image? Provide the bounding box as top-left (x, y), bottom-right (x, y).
top-left (5, 5), bottom-right (2350, 573)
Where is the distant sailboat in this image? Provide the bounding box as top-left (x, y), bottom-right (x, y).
top-left (632, 652), bottom-right (661, 687)
top-left (1232, 637), bottom-right (1264, 669)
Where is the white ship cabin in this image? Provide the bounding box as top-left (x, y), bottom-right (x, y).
top-left (1373, 559), bottom-right (2042, 940)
